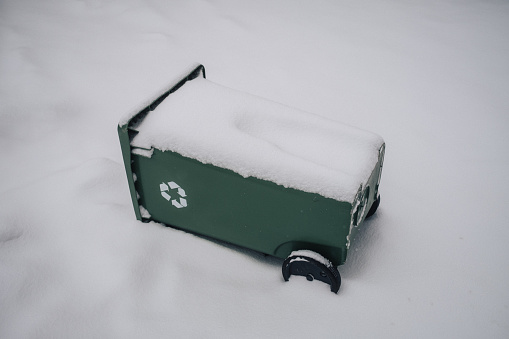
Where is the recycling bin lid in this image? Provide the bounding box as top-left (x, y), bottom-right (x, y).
top-left (130, 75), bottom-right (384, 203)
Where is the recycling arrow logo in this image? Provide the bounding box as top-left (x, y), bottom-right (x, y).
top-left (160, 181), bottom-right (187, 208)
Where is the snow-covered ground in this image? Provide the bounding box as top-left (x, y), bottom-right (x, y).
top-left (1, 0), bottom-right (508, 337)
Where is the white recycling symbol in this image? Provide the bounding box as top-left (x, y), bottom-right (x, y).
top-left (160, 181), bottom-right (188, 208)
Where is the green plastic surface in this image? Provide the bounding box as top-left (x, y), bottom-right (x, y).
top-left (133, 149), bottom-right (353, 265)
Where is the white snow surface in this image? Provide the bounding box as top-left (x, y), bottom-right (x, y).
top-left (131, 77), bottom-right (384, 202)
top-left (289, 250), bottom-right (334, 268)
top-left (1, 0), bottom-right (509, 338)
top-left (118, 62), bottom-right (202, 128)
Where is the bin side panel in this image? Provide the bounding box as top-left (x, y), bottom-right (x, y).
top-left (132, 149), bottom-right (352, 264)
top-left (349, 143), bottom-right (385, 239)
top-left (118, 124), bottom-right (142, 220)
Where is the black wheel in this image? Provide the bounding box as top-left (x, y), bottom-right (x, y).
top-left (282, 250), bottom-right (341, 293)
top-left (366, 195), bottom-right (380, 218)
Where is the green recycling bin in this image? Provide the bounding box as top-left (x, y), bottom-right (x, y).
top-left (118, 64), bottom-right (385, 293)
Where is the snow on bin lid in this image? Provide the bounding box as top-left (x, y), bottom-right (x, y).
top-left (130, 77), bottom-right (384, 202)
top-left (118, 62), bottom-right (203, 128)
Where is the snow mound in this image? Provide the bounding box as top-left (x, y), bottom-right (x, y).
top-left (131, 77), bottom-right (384, 202)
